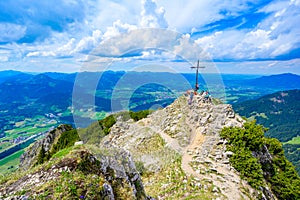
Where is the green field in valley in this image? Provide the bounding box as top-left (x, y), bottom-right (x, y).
top-left (0, 149), bottom-right (24, 175)
top-left (285, 136), bottom-right (300, 145)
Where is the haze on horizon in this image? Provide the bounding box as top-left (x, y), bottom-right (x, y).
top-left (0, 0), bottom-right (300, 74)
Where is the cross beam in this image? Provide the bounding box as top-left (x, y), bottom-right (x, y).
top-left (191, 60), bottom-right (205, 91)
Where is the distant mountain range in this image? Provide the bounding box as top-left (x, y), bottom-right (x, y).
top-left (245, 73), bottom-right (300, 90)
top-left (0, 70), bottom-right (300, 133)
top-left (0, 73), bottom-right (73, 103)
top-left (233, 89), bottom-right (300, 142)
top-left (0, 70), bottom-right (24, 84)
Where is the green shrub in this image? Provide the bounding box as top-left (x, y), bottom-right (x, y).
top-left (36, 128), bottom-right (80, 165)
top-left (135, 161), bottom-right (146, 176)
top-left (129, 110), bottom-right (152, 121)
top-left (51, 129), bottom-right (80, 155)
top-left (221, 121), bottom-right (300, 199)
top-left (98, 114), bottom-right (116, 135)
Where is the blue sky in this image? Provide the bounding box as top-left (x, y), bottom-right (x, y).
top-left (0, 0), bottom-right (300, 74)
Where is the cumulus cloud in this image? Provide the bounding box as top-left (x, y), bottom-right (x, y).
top-left (57, 38), bottom-right (77, 54)
top-left (85, 27), bottom-right (214, 74)
top-left (194, 0), bottom-right (300, 61)
top-left (0, 55), bottom-right (8, 62)
top-left (140, 0), bottom-right (168, 28)
top-left (26, 51), bottom-right (56, 57)
top-left (23, 0), bottom-right (168, 60)
top-left (72, 30), bottom-right (102, 54)
top-left (102, 20), bottom-right (137, 40)
top-left (0, 23), bottom-right (26, 43)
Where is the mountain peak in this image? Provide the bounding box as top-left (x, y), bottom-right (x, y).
top-left (26, 74), bottom-right (55, 84)
top-left (100, 94), bottom-right (258, 199)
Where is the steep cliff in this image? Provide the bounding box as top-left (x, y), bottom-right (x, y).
top-left (1, 126), bottom-right (152, 199)
top-left (19, 124), bottom-right (76, 170)
top-left (1, 148), bottom-right (152, 199)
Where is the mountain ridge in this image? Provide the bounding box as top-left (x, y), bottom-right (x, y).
top-left (244, 73), bottom-right (300, 89)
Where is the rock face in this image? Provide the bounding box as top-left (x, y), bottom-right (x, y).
top-left (1, 145), bottom-right (151, 199)
top-left (1, 123), bottom-right (152, 200)
top-left (101, 94), bottom-right (259, 199)
top-left (252, 145), bottom-right (277, 200)
top-left (19, 124), bottom-right (73, 170)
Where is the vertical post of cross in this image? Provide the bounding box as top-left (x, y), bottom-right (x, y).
top-left (191, 60), bottom-right (205, 92)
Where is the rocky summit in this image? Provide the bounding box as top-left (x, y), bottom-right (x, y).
top-left (101, 94), bottom-right (261, 199)
top-left (1, 93), bottom-right (298, 199)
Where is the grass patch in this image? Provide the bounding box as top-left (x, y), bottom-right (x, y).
top-left (44, 171), bottom-right (106, 199)
top-left (0, 142), bottom-right (12, 152)
top-left (51, 146), bottom-right (73, 159)
top-left (285, 136), bottom-right (300, 145)
top-left (137, 133), bottom-right (165, 154)
top-left (142, 154), bottom-right (215, 200)
top-left (0, 149), bottom-right (24, 175)
top-left (1, 126), bottom-right (53, 142)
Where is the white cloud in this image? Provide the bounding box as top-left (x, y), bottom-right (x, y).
top-left (193, 0), bottom-right (300, 61)
top-left (0, 55), bottom-right (8, 62)
top-left (243, 29), bottom-right (272, 50)
top-left (26, 51), bottom-right (56, 57)
top-left (195, 31), bottom-right (223, 51)
top-left (0, 23), bottom-right (27, 43)
top-left (271, 42), bottom-right (293, 57)
top-left (21, 0), bottom-right (167, 61)
top-left (102, 20), bottom-right (137, 40)
top-left (26, 51), bottom-right (40, 57)
top-left (72, 30), bottom-right (103, 54)
top-left (290, 0), bottom-right (300, 6)
top-left (156, 0), bottom-right (258, 32)
top-left (140, 0), bottom-right (168, 28)
top-left (58, 38), bottom-right (77, 53)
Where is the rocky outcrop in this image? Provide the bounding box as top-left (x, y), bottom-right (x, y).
top-left (253, 145), bottom-right (277, 200)
top-left (1, 121), bottom-right (155, 200)
top-left (0, 146), bottom-right (152, 199)
top-left (19, 124), bottom-right (73, 170)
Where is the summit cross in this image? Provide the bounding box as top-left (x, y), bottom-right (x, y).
top-left (190, 60), bottom-right (205, 92)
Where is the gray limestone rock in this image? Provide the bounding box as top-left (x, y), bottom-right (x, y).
top-left (19, 124), bottom-right (73, 171)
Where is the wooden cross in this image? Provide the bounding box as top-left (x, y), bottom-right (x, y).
top-left (191, 60), bottom-right (205, 91)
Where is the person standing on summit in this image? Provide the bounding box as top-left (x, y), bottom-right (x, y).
top-left (188, 90), bottom-right (194, 105)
